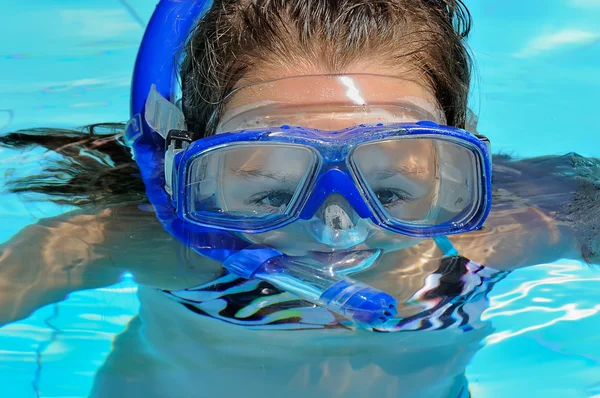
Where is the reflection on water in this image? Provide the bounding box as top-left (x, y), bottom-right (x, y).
top-left (485, 262), bottom-right (600, 344)
top-left (468, 261), bottom-right (600, 397)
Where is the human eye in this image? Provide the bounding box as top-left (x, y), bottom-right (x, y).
top-left (374, 188), bottom-right (412, 208)
top-left (245, 190), bottom-right (295, 213)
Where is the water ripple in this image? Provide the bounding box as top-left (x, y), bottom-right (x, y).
top-left (483, 262), bottom-right (600, 345)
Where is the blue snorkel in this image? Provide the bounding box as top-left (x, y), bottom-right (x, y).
top-left (127, 0), bottom-right (398, 328)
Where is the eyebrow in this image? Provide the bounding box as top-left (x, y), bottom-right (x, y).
top-left (232, 165), bottom-right (427, 182)
top-left (370, 165), bottom-right (428, 180)
top-left (231, 167), bottom-right (303, 184)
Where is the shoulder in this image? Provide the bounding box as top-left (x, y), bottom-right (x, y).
top-left (492, 153), bottom-right (600, 264)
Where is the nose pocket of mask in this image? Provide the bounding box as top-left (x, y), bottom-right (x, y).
top-left (307, 216), bottom-right (372, 249)
top-left (318, 194), bottom-right (359, 230)
top-left (308, 195), bottom-right (372, 249)
top-left (324, 203), bottom-right (353, 230)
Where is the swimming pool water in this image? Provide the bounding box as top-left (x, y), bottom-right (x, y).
top-left (0, 1), bottom-right (599, 397)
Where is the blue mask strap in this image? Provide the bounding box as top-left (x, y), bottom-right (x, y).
top-left (131, 0), bottom-right (213, 148)
top-left (433, 236), bottom-right (459, 257)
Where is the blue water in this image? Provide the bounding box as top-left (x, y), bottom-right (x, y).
top-left (0, 0), bottom-right (599, 397)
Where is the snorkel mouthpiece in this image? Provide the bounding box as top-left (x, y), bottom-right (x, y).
top-left (320, 281), bottom-right (398, 326)
top-left (222, 246), bottom-right (397, 328)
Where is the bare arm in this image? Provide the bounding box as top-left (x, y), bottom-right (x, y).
top-left (449, 153), bottom-right (600, 270)
top-left (449, 203), bottom-right (576, 270)
top-left (0, 204), bottom-right (222, 326)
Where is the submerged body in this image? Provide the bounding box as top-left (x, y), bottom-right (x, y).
top-left (84, 210), bottom-right (566, 398)
top-left (91, 285), bottom-right (486, 398)
top-left (77, 191), bottom-right (560, 397)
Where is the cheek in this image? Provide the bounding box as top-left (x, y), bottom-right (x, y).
top-left (237, 222), bottom-right (325, 255)
top-left (365, 229), bottom-right (423, 252)
top-left (238, 221), bottom-right (422, 255)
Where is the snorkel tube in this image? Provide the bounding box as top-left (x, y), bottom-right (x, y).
top-left (127, 0), bottom-right (398, 328)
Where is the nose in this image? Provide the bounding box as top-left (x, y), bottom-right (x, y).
top-left (317, 194), bottom-right (359, 230)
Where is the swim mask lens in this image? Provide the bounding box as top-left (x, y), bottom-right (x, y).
top-left (175, 125), bottom-right (490, 237)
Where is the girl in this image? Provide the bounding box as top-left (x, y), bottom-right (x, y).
top-left (1, 1), bottom-right (597, 397)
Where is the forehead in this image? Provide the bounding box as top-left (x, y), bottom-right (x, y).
top-left (225, 74), bottom-right (436, 108)
top-left (221, 74), bottom-right (443, 121)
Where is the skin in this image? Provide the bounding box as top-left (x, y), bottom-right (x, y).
top-left (0, 65), bottom-right (577, 327)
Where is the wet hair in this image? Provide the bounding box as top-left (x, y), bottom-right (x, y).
top-left (181, 0), bottom-right (473, 137)
top-left (0, 124), bottom-right (146, 207)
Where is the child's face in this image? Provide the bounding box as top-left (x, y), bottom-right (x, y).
top-left (215, 72), bottom-right (445, 256)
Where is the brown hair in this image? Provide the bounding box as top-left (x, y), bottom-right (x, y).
top-left (0, 124), bottom-right (146, 206)
top-left (181, 0), bottom-right (473, 138)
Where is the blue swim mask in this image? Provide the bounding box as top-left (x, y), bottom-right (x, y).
top-left (146, 75), bottom-right (492, 240)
